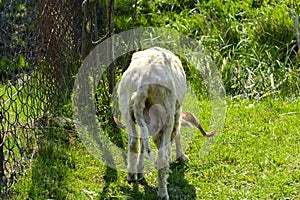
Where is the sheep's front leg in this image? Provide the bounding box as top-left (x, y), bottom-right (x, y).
top-left (173, 106), bottom-right (189, 162)
top-left (175, 134), bottom-right (188, 163)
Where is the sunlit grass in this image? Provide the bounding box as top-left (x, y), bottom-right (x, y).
top-left (11, 98), bottom-right (300, 199)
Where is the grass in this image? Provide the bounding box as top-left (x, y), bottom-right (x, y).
top-left (11, 97), bottom-right (300, 199)
top-left (193, 98), bottom-right (300, 199)
top-left (0, 71), bottom-right (46, 128)
top-left (0, 72), bottom-right (50, 195)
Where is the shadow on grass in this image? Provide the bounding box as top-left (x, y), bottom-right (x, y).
top-left (103, 175), bottom-right (157, 200)
top-left (100, 161), bottom-right (196, 200)
top-left (28, 125), bottom-right (76, 199)
top-left (168, 161), bottom-right (196, 200)
top-left (24, 117), bottom-right (127, 199)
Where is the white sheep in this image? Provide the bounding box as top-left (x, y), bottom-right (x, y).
top-left (115, 47), bottom-right (216, 200)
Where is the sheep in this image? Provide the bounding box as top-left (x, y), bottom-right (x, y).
top-left (115, 47), bottom-right (216, 200)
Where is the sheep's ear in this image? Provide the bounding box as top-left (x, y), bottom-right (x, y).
top-left (180, 111), bottom-right (217, 137)
top-left (113, 116), bottom-right (126, 129)
top-left (179, 118), bottom-right (193, 128)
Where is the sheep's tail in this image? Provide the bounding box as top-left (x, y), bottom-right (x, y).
top-left (131, 87), bottom-right (154, 164)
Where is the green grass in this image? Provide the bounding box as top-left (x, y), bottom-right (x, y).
top-left (11, 98), bottom-right (300, 199)
top-left (0, 72), bottom-right (46, 128)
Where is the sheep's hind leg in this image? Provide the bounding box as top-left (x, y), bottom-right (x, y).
top-left (157, 113), bottom-right (174, 200)
top-left (157, 140), bottom-right (170, 200)
top-left (137, 138), bottom-right (145, 181)
top-left (127, 114), bottom-right (139, 184)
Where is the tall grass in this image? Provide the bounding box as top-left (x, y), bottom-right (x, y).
top-left (128, 0), bottom-right (300, 99)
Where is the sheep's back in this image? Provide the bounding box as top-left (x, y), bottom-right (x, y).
top-left (118, 47), bottom-right (187, 105)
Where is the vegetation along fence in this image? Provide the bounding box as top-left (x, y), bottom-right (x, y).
top-left (0, 0), bottom-right (82, 196)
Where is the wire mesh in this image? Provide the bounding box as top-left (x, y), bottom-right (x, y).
top-left (0, 0), bottom-right (82, 196)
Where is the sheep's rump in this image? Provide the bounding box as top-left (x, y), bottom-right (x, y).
top-left (117, 47), bottom-right (187, 108)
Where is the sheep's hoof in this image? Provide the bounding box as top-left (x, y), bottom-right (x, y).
top-left (127, 179), bottom-right (137, 184)
top-left (176, 154), bottom-right (189, 163)
top-left (127, 173), bottom-right (137, 184)
top-left (138, 177), bottom-right (147, 185)
top-left (137, 172), bottom-right (144, 180)
top-left (158, 194), bottom-right (169, 200)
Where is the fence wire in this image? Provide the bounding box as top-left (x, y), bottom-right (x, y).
top-left (0, 0), bottom-right (82, 196)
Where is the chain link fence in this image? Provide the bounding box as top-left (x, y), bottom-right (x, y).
top-left (0, 0), bottom-right (82, 196)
